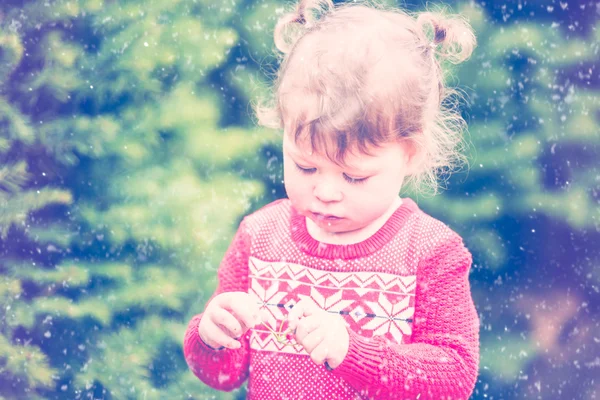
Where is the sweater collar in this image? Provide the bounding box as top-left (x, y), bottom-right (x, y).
top-left (290, 198), bottom-right (418, 260)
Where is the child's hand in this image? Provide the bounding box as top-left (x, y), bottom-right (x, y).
top-left (287, 299), bottom-right (350, 369)
top-left (198, 291), bottom-right (261, 350)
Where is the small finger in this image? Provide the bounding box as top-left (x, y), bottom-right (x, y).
top-left (203, 320), bottom-right (241, 350)
top-left (288, 299), bottom-right (316, 330)
top-left (300, 326), bottom-right (326, 354)
top-left (242, 297), bottom-right (263, 327)
top-left (211, 308), bottom-right (243, 339)
top-left (286, 301), bottom-right (304, 330)
top-left (310, 340), bottom-right (329, 365)
top-left (223, 295), bottom-right (262, 329)
top-left (295, 315), bottom-right (320, 343)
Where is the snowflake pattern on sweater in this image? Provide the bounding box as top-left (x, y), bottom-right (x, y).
top-left (183, 198), bottom-right (480, 400)
top-left (249, 258), bottom-right (416, 354)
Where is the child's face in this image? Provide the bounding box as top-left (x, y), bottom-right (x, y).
top-left (283, 133), bottom-right (410, 240)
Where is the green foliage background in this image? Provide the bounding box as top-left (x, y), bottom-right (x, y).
top-left (0, 0), bottom-right (597, 399)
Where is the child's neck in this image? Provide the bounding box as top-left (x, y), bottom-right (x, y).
top-left (306, 197), bottom-right (403, 245)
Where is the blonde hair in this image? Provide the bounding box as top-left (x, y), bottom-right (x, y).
top-left (254, 0), bottom-right (476, 195)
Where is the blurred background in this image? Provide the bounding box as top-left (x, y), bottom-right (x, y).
top-left (0, 0), bottom-right (598, 399)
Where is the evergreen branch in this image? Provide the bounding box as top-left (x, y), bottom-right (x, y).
top-left (109, 266), bottom-right (189, 312)
top-left (0, 333), bottom-right (56, 389)
top-left (0, 161), bottom-right (29, 194)
top-left (1, 0), bottom-right (78, 33)
top-left (29, 297), bottom-right (112, 326)
top-left (8, 263), bottom-right (90, 287)
top-left (0, 32), bottom-right (24, 81)
top-left (82, 262), bottom-right (134, 282)
top-left (23, 224), bottom-right (77, 248)
top-left (21, 65), bottom-right (82, 104)
top-left (0, 137), bottom-right (10, 154)
top-left (0, 188), bottom-right (72, 239)
top-left (73, 315), bottom-right (170, 398)
top-left (2, 296), bottom-right (113, 330)
top-left (2, 299), bottom-right (35, 330)
top-left (0, 278), bottom-right (23, 334)
top-left (0, 96), bottom-right (34, 143)
top-left (5, 261), bottom-right (133, 287)
top-left (0, 277), bottom-right (21, 299)
top-left (36, 116), bottom-right (121, 163)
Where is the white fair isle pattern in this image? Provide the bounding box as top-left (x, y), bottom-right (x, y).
top-left (250, 279), bottom-right (287, 329)
top-left (249, 257), bottom-right (416, 294)
top-left (248, 257), bottom-right (417, 354)
top-left (363, 293), bottom-right (414, 341)
top-left (298, 287), bottom-right (355, 313)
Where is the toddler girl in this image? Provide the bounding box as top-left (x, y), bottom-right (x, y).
top-left (184, 1), bottom-right (478, 399)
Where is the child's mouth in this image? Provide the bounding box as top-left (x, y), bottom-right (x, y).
top-left (312, 212), bottom-right (342, 222)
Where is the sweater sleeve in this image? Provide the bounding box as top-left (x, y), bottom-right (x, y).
top-left (182, 218), bottom-right (253, 392)
top-left (330, 235), bottom-right (480, 400)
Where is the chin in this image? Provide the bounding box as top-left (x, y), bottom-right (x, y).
top-left (320, 221), bottom-right (363, 234)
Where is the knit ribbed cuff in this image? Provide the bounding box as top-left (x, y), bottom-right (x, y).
top-left (329, 329), bottom-right (382, 387)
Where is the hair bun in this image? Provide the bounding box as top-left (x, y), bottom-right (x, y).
top-left (274, 0), bottom-right (334, 54)
top-left (417, 11), bottom-right (476, 64)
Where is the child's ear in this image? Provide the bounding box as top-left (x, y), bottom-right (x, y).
top-left (400, 140), bottom-right (419, 175)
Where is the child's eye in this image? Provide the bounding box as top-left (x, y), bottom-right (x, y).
top-left (343, 174), bottom-right (368, 185)
top-left (294, 163), bottom-right (368, 184)
top-left (294, 163), bottom-right (316, 174)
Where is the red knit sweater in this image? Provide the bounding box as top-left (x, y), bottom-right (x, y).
top-left (183, 198), bottom-right (479, 399)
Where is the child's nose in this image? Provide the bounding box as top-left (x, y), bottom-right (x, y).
top-left (313, 180), bottom-right (343, 203)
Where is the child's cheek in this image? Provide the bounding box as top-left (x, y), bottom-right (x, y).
top-left (284, 174), bottom-right (310, 207)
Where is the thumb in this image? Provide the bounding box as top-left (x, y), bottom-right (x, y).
top-left (287, 299), bottom-right (311, 330)
top-left (227, 339), bottom-right (242, 350)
